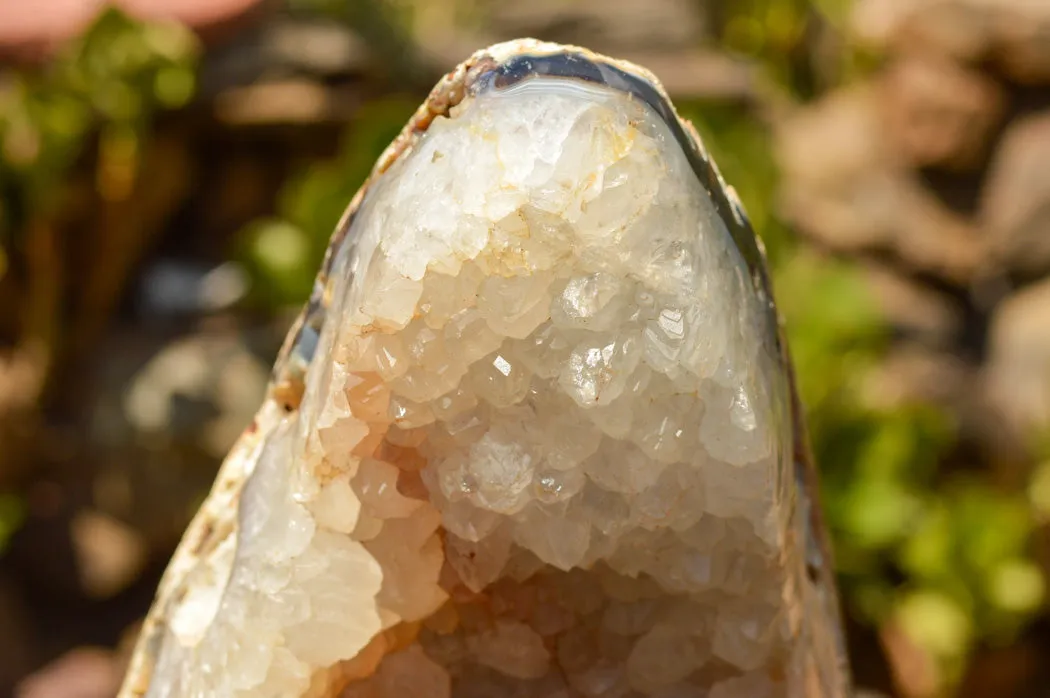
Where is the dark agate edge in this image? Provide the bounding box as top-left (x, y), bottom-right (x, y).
top-left (279, 48), bottom-right (779, 392)
top-left (475, 52), bottom-right (770, 293)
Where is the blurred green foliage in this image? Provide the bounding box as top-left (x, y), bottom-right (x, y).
top-left (0, 9), bottom-right (197, 226)
top-left (0, 9), bottom-right (198, 550)
top-left (0, 493), bottom-right (24, 556)
top-left (716, 0), bottom-right (878, 97)
top-left (239, 98), bottom-right (417, 307)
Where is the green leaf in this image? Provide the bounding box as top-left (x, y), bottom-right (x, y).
top-left (896, 589), bottom-right (974, 661)
top-left (986, 559), bottom-right (1045, 615)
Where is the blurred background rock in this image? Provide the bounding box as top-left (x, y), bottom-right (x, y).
top-left (1, 0), bottom-right (1050, 696)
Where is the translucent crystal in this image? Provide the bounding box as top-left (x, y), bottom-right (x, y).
top-left (445, 526), bottom-right (513, 592)
top-left (712, 600), bottom-right (780, 670)
top-left (585, 440), bottom-right (666, 495)
top-left (466, 424), bottom-right (535, 514)
top-left (419, 264), bottom-right (485, 329)
top-left (514, 501), bottom-right (592, 570)
top-left (468, 349), bottom-right (532, 408)
top-left (626, 622), bottom-right (711, 692)
top-left (532, 465), bottom-right (586, 504)
top-left (709, 672), bottom-right (777, 698)
top-left (477, 272), bottom-right (553, 339)
top-left (466, 620), bottom-right (551, 679)
top-left (560, 332), bottom-right (644, 407)
top-left (551, 272), bottom-right (632, 331)
top-left (374, 647), bottom-right (451, 698)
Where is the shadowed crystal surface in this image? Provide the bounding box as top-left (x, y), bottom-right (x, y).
top-left (134, 49), bottom-right (846, 698)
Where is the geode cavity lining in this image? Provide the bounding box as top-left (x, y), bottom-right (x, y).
top-left (120, 39), bottom-right (851, 698)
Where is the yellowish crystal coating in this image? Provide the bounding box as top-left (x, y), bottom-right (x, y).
top-left (137, 51), bottom-right (845, 698)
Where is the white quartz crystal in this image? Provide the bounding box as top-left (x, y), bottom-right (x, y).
top-left (133, 49), bottom-right (843, 698)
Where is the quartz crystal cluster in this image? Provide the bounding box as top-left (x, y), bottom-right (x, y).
top-left (122, 41), bottom-right (849, 698)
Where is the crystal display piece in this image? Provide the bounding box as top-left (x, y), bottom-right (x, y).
top-left (119, 40), bottom-right (852, 698)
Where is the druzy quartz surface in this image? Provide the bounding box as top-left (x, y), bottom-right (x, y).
top-left (120, 41), bottom-right (850, 698)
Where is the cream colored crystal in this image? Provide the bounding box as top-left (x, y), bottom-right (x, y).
top-left (122, 40), bottom-right (849, 698)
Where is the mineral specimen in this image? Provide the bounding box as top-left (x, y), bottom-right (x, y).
top-left (119, 40), bottom-right (852, 698)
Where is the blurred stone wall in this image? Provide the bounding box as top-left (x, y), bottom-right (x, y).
top-left (780, 0), bottom-right (1050, 444)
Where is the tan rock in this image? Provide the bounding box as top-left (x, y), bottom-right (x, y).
top-left (986, 277), bottom-right (1050, 431)
top-left (879, 57), bottom-right (1005, 170)
top-left (981, 111), bottom-right (1050, 279)
top-left (852, 0), bottom-right (1050, 83)
top-left (69, 510), bottom-right (147, 599)
top-left (777, 86), bottom-right (982, 283)
top-left (862, 263), bottom-right (964, 342)
top-left (16, 648), bottom-right (122, 698)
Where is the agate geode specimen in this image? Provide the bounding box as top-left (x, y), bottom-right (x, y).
top-left (120, 40), bottom-right (852, 698)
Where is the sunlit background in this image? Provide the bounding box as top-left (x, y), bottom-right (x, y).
top-left (1, 1), bottom-right (1049, 696)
